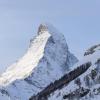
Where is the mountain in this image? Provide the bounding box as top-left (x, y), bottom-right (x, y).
top-left (36, 44), bottom-right (100, 100)
top-left (0, 24), bottom-right (78, 100)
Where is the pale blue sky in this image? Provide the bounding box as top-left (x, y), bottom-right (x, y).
top-left (0, 0), bottom-right (100, 72)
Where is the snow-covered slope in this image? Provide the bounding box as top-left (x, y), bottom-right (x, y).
top-left (48, 44), bottom-right (100, 100)
top-left (0, 24), bottom-right (78, 100)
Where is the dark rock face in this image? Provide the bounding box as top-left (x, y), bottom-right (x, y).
top-left (63, 87), bottom-right (90, 100)
top-left (0, 89), bottom-right (9, 97)
top-left (30, 62), bottom-right (91, 100)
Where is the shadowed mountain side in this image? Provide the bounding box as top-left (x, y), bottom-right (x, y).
top-left (30, 62), bottom-right (91, 100)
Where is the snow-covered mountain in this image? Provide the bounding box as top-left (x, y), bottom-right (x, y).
top-left (45, 44), bottom-right (100, 100)
top-left (0, 24), bottom-right (78, 100)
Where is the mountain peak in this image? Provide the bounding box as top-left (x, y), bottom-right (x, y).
top-left (29, 23), bottom-right (66, 50)
top-left (0, 23), bottom-right (78, 100)
top-left (37, 23), bottom-right (62, 36)
top-left (38, 24), bottom-right (48, 35)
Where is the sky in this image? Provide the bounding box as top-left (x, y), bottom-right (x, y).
top-left (0, 0), bottom-right (100, 72)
